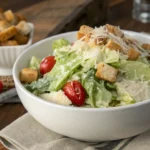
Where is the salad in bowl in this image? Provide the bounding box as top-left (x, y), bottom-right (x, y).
top-left (19, 24), bottom-right (150, 108)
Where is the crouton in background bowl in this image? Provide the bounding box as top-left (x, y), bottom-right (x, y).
top-left (0, 9), bottom-right (34, 75)
top-left (0, 23), bottom-right (34, 75)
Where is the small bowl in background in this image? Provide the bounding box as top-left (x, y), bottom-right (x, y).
top-left (0, 23), bottom-right (34, 76)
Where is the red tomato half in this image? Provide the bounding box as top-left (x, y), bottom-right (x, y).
top-left (63, 81), bottom-right (86, 106)
top-left (0, 81), bottom-right (3, 92)
top-left (40, 56), bottom-right (56, 75)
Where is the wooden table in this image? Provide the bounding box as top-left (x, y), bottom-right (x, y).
top-left (0, 0), bottom-right (150, 149)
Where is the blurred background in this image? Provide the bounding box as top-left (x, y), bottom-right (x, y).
top-left (0, 0), bottom-right (150, 43)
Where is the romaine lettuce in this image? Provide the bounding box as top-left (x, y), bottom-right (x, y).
top-left (52, 38), bottom-right (70, 50)
top-left (29, 56), bottom-right (41, 70)
top-left (120, 60), bottom-right (150, 81)
top-left (82, 69), bottom-right (112, 108)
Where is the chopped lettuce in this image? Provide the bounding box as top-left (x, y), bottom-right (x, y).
top-left (82, 69), bottom-right (112, 108)
top-left (73, 42), bottom-right (120, 64)
top-left (25, 77), bottom-right (50, 95)
top-left (109, 62), bottom-right (121, 68)
top-left (98, 47), bottom-right (120, 64)
top-left (52, 38), bottom-right (70, 50)
top-left (29, 56), bottom-right (41, 70)
top-left (120, 60), bottom-right (150, 81)
top-left (137, 56), bottom-right (149, 65)
top-left (46, 51), bottom-right (83, 91)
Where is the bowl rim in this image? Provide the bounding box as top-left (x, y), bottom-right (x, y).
top-left (13, 30), bottom-right (150, 112)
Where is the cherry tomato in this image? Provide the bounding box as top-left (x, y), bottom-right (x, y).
top-left (40, 56), bottom-right (56, 75)
top-left (0, 81), bottom-right (3, 92)
top-left (63, 81), bottom-right (86, 106)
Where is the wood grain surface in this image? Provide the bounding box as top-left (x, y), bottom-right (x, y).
top-left (0, 0), bottom-right (150, 149)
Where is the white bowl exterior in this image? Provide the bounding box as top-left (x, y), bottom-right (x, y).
top-left (0, 23), bottom-right (34, 75)
top-left (13, 31), bottom-right (150, 142)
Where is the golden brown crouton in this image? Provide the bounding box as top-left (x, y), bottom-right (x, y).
top-left (1, 40), bottom-right (18, 46)
top-left (106, 39), bottom-right (122, 51)
top-left (20, 68), bottom-right (38, 83)
top-left (106, 24), bottom-right (124, 37)
top-left (3, 10), bottom-right (19, 25)
top-left (77, 32), bottom-right (85, 40)
top-left (142, 44), bottom-right (150, 50)
top-left (16, 21), bottom-right (31, 35)
top-left (127, 48), bottom-right (140, 60)
top-left (95, 63), bottom-right (118, 82)
top-left (77, 25), bottom-right (93, 40)
top-left (13, 33), bottom-right (29, 45)
top-left (0, 26), bottom-right (17, 42)
top-left (0, 20), bottom-right (11, 32)
top-left (79, 25), bottom-right (93, 34)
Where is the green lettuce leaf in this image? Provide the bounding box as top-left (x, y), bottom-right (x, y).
top-left (98, 47), bottom-right (120, 64)
top-left (82, 69), bottom-right (112, 108)
top-left (29, 56), bottom-right (41, 70)
top-left (136, 56), bottom-right (149, 65)
top-left (46, 51), bottom-right (83, 91)
top-left (52, 38), bottom-right (70, 50)
top-left (24, 77), bottom-right (50, 95)
top-left (120, 60), bottom-right (150, 81)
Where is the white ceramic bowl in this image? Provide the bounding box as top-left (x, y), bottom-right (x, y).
top-left (13, 31), bottom-right (150, 142)
top-left (0, 23), bottom-right (34, 76)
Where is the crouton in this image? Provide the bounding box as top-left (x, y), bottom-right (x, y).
top-left (77, 25), bottom-right (93, 40)
top-left (13, 33), bottom-right (29, 45)
top-left (77, 32), bottom-right (85, 40)
top-left (16, 21), bottom-right (31, 35)
top-left (127, 48), bottom-right (140, 60)
top-left (20, 68), bottom-right (38, 83)
top-left (1, 40), bottom-right (18, 46)
top-left (106, 39), bottom-right (122, 51)
top-left (0, 26), bottom-right (17, 42)
top-left (79, 25), bottom-right (93, 34)
top-left (142, 44), bottom-right (150, 51)
top-left (3, 10), bottom-right (19, 25)
top-left (0, 20), bottom-right (11, 32)
top-left (15, 14), bottom-right (27, 22)
top-left (95, 63), bottom-right (118, 82)
top-left (106, 24), bottom-right (124, 37)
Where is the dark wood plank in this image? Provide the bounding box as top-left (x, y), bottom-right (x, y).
top-left (0, 104), bottom-right (26, 130)
top-left (16, 0), bottom-right (88, 43)
top-left (107, 0), bottom-right (150, 32)
top-left (0, 0), bottom-right (43, 12)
